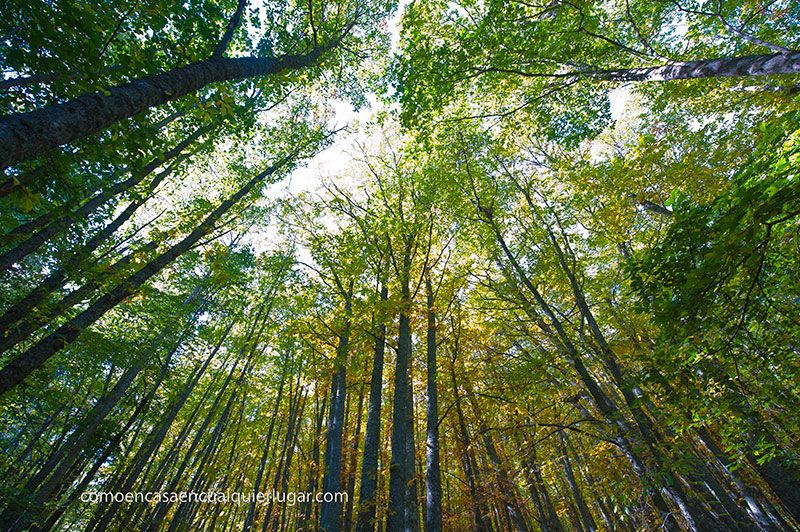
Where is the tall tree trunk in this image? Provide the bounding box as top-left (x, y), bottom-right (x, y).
top-left (388, 266), bottom-right (420, 532)
top-left (356, 279), bottom-right (389, 532)
top-left (344, 384), bottom-right (365, 532)
top-left (145, 345), bottom-right (252, 530)
top-left (424, 278), bottom-right (443, 532)
top-left (86, 321), bottom-right (231, 531)
top-left (0, 31), bottom-right (349, 168)
top-left (0, 155), bottom-right (186, 349)
top-left (299, 389), bottom-right (328, 531)
top-left (449, 342), bottom-right (492, 532)
top-left (479, 208), bottom-right (681, 529)
top-left (320, 286), bottom-right (353, 532)
top-left (278, 386), bottom-right (308, 532)
top-left (557, 432), bottom-right (596, 532)
top-left (243, 353), bottom-right (290, 532)
top-left (537, 219), bottom-right (743, 532)
top-left (523, 448), bottom-right (562, 532)
top-left (0, 240), bottom-right (158, 353)
top-left (465, 389), bottom-right (530, 532)
top-left (0, 124), bottom-right (208, 273)
top-left (0, 153), bottom-right (293, 395)
top-left (1, 319), bottom-right (193, 529)
top-left (574, 51), bottom-right (800, 83)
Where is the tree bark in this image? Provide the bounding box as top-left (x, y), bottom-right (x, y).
top-left (0, 124), bottom-right (208, 273)
top-left (424, 278), bottom-right (443, 532)
top-left (344, 384), bottom-right (365, 532)
top-left (356, 279), bottom-right (389, 532)
top-left (388, 267), bottom-right (420, 532)
top-left (0, 36), bottom-right (345, 168)
top-left (557, 432), bottom-right (596, 532)
top-left (243, 353), bottom-right (289, 532)
top-left (0, 157), bottom-right (184, 349)
top-left (320, 287), bottom-right (353, 532)
top-left (579, 51), bottom-right (800, 83)
top-left (449, 337), bottom-right (493, 532)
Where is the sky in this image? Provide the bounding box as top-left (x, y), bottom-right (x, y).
top-left (262, 0), bottom-right (410, 200)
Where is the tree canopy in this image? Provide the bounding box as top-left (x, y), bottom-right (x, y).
top-left (1, 0), bottom-right (799, 530)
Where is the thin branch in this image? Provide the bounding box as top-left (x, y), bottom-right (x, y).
top-left (212, 0), bottom-right (249, 57)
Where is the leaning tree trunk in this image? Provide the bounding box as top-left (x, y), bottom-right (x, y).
top-left (0, 240), bottom-right (159, 354)
top-left (243, 352), bottom-right (289, 532)
top-left (87, 322), bottom-right (230, 531)
top-left (0, 153), bottom-right (293, 395)
top-left (482, 211), bottom-right (682, 529)
top-left (0, 31), bottom-right (348, 169)
top-left (450, 345), bottom-right (493, 532)
top-left (0, 157), bottom-right (185, 350)
top-left (576, 51), bottom-right (800, 83)
top-left (557, 432), bottom-right (596, 532)
top-left (0, 124), bottom-right (208, 273)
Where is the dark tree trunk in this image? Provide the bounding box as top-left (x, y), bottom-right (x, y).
top-left (424, 278), bottom-right (443, 532)
top-left (356, 279), bottom-right (389, 532)
top-left (0, 154), bottom-right (292, 395)
top-left (145, 346), bottom-right (251, 530)
top-left (243, 353), bottom-right (289, 532)
top-left (10, 316), bottom-right (194, 529)
top-left (299, 389), bottom-right (328, 531)
top-left (0, 125), bottom-right (208, 273)
top-left (387, 283), bottom-right (420, 532)
top-left (481, 210), bottom-right (681, 529)
top-left (86, 322), bottom-right (231, 531)
top-left (449, 345), bottom-right (492, 532)
top-left (344, 384), bottom-right (365, 532)
top-left (0, 40), bottom-right (341, 168)
top-left (0, 157), bottom-right (184, 351)
top-left (557, 432), bottom-right (596, 532)
top-left (466, 389), bottom-right (530, 532)
top-left (0, 240), bottom-right (158, 352)
top-left (320, 289), bottom-right (353, 532)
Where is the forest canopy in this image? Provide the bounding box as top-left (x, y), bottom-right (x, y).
top-left (0, 0), bottom-right (799, 530)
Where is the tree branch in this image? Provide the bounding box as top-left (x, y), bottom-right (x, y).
top-left (212, 0), bottom-right (249, 57)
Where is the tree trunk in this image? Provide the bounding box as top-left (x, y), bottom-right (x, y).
top-left (356, 279), bottom-right (388, 532)
top-left (320, 288), bottom-right (353, 532)
top-left (243, 353), bottom-right (289, 532)
top-left (466, 389), bottom-right (530, 532)
top-left (0, 240), bottom-right (158, 352)
top-left (449, 344), bottom-right (492, 532)
top-left (424, 278), bottom-right (443, 532)
top-left (0, 154), bottom-right (292, 395)
top-left (481, 211), bottom-right (681, 529)
top-left (0, 157), bottom-right (185, 350)
top-left (557, 432), bottom-right (596, 532)
top-left (579, 51), bottom-right (800, 83)
top-left (0, 37), bottom-right (344, 168)
top-left (388, 275), bottom-right (419, 532)
top-left (86, 322), bottom-right (231, 531)
top-left (344, 384), bottom-right (365, 531)
top-left (0, 124), bottom-right (207, 273)
top-left (298, 389), bottom-right (328, 531)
